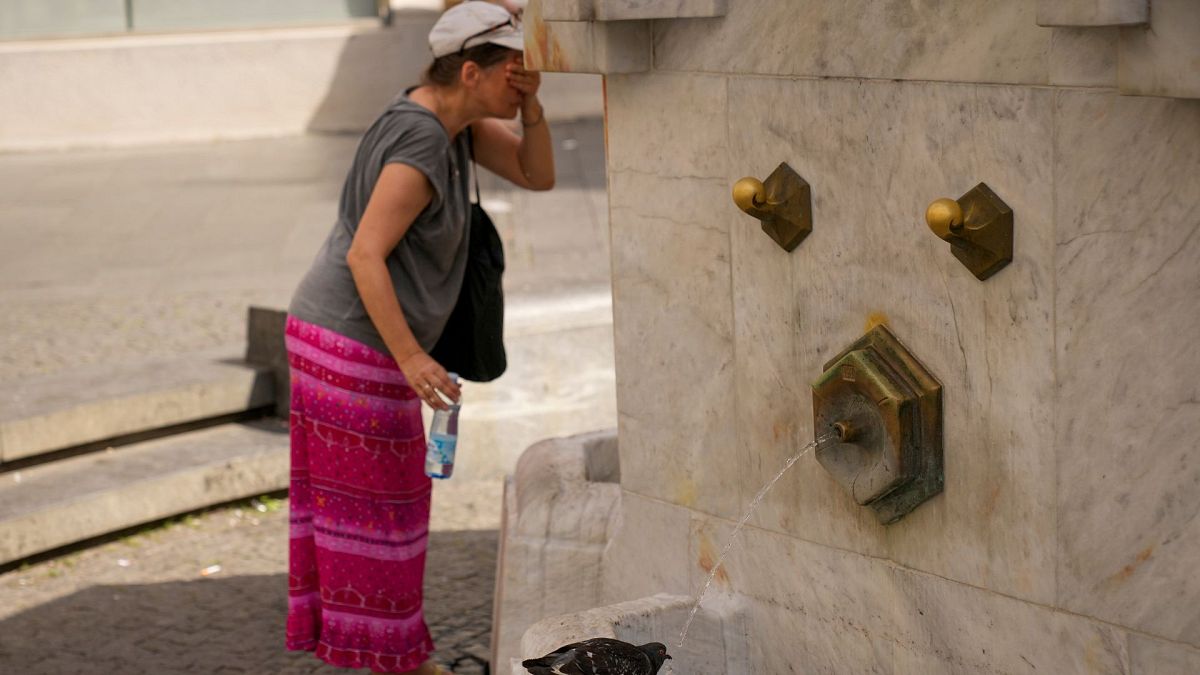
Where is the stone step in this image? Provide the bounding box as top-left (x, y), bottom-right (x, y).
top-left (0, 349), bottom-right (274, 465)
top-left (0, 420), bottom-right (289, 566)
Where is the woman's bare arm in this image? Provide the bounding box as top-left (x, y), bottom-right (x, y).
top-left (345, 162), bottom-right (461, 408)
top-left (470, 62), bottom-right (555, 191)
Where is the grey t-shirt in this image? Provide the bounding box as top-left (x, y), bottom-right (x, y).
top-left (289, 94), bottom-right (471, 357)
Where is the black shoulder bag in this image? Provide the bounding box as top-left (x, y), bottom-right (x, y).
top-left (429, 128), bottom-right (507, 382)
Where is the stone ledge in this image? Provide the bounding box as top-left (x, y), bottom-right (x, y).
top-left (0, 421), bottom-right (288, 566)
top-left (544, 0), bottom-right (726, 22)
top-left (0, 351), bottom-right (273, 464)
top-left (527, 19), bottom-right (651, 73)
top-left (1037, 0), bottom-right (1148, 27)
top-left (543, 0), bottom-right (595, 21)
top-left (1118, 0), bottom-right (1200, 99)
top-left (527, 0), bottom-right (651, 73)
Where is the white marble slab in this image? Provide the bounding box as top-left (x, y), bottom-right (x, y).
top-left (1037, 0), bottom-right (1148, 26)
top-left (1048, 27), bottom-right (1119, 87)
top-left (525, 0), bottom-right (651, 73)
top-left (726, 76), bottom-right (1058, 604)
top-left (652, 0), bottom-right (1053, 86)
top-left (1130, 635), bottom-right (1200, 675)
top-left (693, 515), bottom-right (899, 674)
top-left (608, 170), bottom-right (739, 517)
top-left (605, 72), bottom-right (728, 179)
top-left (685, 510), bottom-right (1130, 673)
top-left (890, 565), bottom-right (1130, 674)
top-left (594, 0), bottom-right (726, 21)
top-left (600, 491), bottom-right (694, 603)
top-left (1118, 0), bottom-right (1200, 99)
top-left (540, 0), bottom-right (726, 21)
top-left (1054, 90), bottom-right (1200, 645)
top-left (541, 0), bottom-right (593, 21)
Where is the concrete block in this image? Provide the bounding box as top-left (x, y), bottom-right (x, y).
top-left (0, 18), bottom-right (435, 151)
top-left (245, 306), bottom-right (289, 419)
top-left (0, 421), bottom-right (289, 565)
top-left (0, 351), bottom-right (273, 464)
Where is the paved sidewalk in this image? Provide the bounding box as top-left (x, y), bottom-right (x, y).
top-left (0, 493), bottom-right (499, 674)
top-left (0, 118), bottom-right (613, 672)
top-left (0, 118), bottom-right (609, 382)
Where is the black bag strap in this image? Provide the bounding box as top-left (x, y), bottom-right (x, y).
top-left (466, 126), bottom-right (481, 206)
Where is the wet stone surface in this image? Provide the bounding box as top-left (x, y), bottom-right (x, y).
top-left (0, 497), bottom-right (499, 674)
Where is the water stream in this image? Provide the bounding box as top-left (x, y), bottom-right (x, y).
top-left (677, 431), bottom-right (838, 648)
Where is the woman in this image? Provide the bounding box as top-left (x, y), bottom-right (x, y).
top-left (284, 3), bottom-right (553, 673)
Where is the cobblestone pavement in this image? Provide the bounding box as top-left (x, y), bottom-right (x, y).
top-left (0, 488), bottom-right (503, 674)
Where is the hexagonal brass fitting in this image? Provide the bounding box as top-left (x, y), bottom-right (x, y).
top-left (811, 324), bottom-right (943, 524)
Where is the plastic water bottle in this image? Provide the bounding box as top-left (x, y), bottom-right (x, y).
top-left (424, 373), bottom-right (461, 479)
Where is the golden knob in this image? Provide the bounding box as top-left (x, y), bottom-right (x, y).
top-left (733, 177), bottom-right (768, 214)
top-left (925, 198), bottom-right (964, 241)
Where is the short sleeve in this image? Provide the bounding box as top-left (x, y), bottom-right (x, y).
top-left (380, 112), bottom-right (451, 213)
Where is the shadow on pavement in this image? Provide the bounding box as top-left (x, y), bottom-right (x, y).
top-left (0, 530), bottom-right (498, 675)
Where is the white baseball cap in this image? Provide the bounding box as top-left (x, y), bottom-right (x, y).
top-left (429, 1), bottom-right (525, 59)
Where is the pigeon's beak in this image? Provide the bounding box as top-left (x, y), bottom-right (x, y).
top-left (665, 655), bottom-right (673, 659)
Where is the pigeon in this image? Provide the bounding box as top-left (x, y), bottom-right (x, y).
top-left (521, 638), bottom-right (672, 675)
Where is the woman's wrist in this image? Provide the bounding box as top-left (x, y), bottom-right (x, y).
top-left (393, 343), bottom-right (424, 367)
top-left (521, 100), bottom-right (544, 127)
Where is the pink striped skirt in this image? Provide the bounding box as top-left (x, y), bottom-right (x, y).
top-left (284, 315), bottom-right (435, 672)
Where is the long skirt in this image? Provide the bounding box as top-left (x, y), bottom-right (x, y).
top-left (284, 315), bottom-right (435, 672)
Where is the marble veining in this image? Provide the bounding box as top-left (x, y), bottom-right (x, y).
top-left (524, 0), bottom-right (651, 74)
top-left (608, 171), bottom-right (739, 518)
top-left (1117, 0), bottom-right (1200, 99)
top-left (1048, 26), bottom-right (1119, 88)
top-left (600, 491), bottom-right (694, 604)
top-left (653, 0), bottom-right (1052, 86)
top-left (1129, 635), bottom-right (1200, 675)
top-left (682, 510), bottom-right (1130, 674)
top-left (1054, 90), bottom-right (1200, 645)
top-left (605, 73), bottom-right (728, 179)
top-left (725, 75), bottom-right (1058, 604)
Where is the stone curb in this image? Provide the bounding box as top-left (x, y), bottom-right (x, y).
top-left (0, 421), bottom-right (289, 566)
top-left (491, 429), bottom-right (621, 671)
top-left (0, 350), bottom-right (273, 464)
